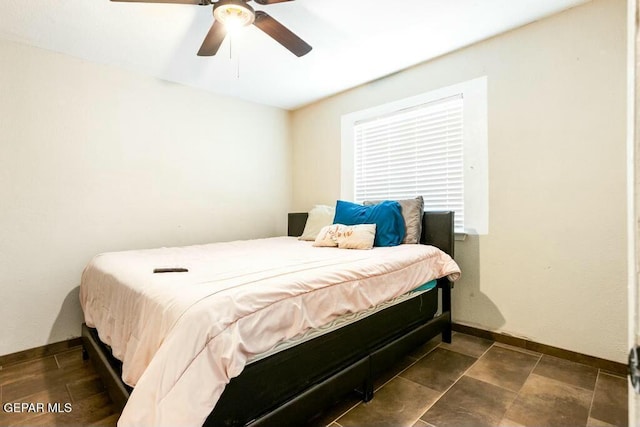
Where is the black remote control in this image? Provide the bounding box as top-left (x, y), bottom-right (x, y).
top-left (153, 268), bottom-right (189, 273)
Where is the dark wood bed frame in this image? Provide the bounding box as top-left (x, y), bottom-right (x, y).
top-left (81, 211), bottom-right (455, 426)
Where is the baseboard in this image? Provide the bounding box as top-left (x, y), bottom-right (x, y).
top-left (0, 337), bottom-right (83, 368)
top-left (452, 323), bottom-right (627, 376)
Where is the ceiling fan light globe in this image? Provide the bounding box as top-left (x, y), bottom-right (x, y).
top-left (213, 0), bottom-right (255, 28)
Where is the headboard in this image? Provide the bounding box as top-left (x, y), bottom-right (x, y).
top-left (287, 211), bottom-right (455, 258)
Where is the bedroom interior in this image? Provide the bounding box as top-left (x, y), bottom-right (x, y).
top-left (0, 0), bottom-right (633, 426)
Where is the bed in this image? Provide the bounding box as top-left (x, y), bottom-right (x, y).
top-left (80, 210), bottom-right (459, 426)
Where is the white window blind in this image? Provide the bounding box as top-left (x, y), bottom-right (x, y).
top-left (353, 94), bottom-right (464, 232)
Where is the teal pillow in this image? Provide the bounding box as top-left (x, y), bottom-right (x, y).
top-left (413, 280), bottom-right (437, 292)
top-left (333, 200), bottom-right (405, 247)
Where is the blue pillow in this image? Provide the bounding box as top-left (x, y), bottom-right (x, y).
top-left (333, 200), bottom-right (406, 247)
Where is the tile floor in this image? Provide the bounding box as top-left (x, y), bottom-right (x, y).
top-left (0, 345), bottom-right (118, 426)
top-left (314, 332), bottom-right (629, 427)
top-left (0, 332), bottom-right (629, 426)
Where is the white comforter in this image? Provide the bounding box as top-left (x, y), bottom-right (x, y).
top-left (80, 237), bottom-right (460, 426)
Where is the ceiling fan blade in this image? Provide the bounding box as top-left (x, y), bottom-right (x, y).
top-left (253, 0), bottom-right (294, 4)
top-left (198, 21), bottom-right (227, 56)
top-left (253, 11), bottom-right (311, 57)
top-left (111, 0), bottom-right (210, 4)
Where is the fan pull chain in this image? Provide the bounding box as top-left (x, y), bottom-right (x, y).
top-left (236, 39), bottom-right (240, 79)
top-left (227, 34), bottom-right (240, 79)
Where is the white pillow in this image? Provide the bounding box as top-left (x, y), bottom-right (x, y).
top-left (298, 205), bottom-right (336, 241)
top-left (313, 224), bottom-right (344, 247)
top-left (313, 224), bottom-right (376, 250)
top-left (335, 224), bottom-right (376, 250)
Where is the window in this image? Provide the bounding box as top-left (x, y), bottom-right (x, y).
top-left (341, 77), bottom-right (488, 235)
top-left (353, 95), bottom-right (464, 231)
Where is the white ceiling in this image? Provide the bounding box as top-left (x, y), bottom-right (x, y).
top-left (0, 0), bottom-right (589, 110)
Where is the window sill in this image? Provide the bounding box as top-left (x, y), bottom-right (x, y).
top-left (455, 232), bottom-right (467, 241)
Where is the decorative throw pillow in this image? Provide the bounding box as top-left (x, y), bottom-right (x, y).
top-left (333, 200), bottom-right (405, 247)
top-left (313, 224), bottom-right (344, 247)
top-left (298, 205), bottom-right (336, 241)
top-left (364, 196), bottom-right (424, 244)
top-left (335, 224), bottom-right (376, 250)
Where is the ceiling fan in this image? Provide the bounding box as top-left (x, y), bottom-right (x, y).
top-left (111, 0), bottom-right (312, 57)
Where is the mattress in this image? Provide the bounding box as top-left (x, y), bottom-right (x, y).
top-left (247, 280), bottom-right (438, 364)
top-left (80, 236), bottom-right (460, 427)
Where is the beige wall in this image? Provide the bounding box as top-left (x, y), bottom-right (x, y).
top-left (291, 0), bottom-right (627, 362)
top-left (0, 39), bottom-right (291, 356)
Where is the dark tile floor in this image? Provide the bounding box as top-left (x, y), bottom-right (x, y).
top-left (315, 333), bottom-right (629, 427)
top-left (0, 332), bottom-right (628, 426)
top-left (0, 345), bottom-right (118, 426)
